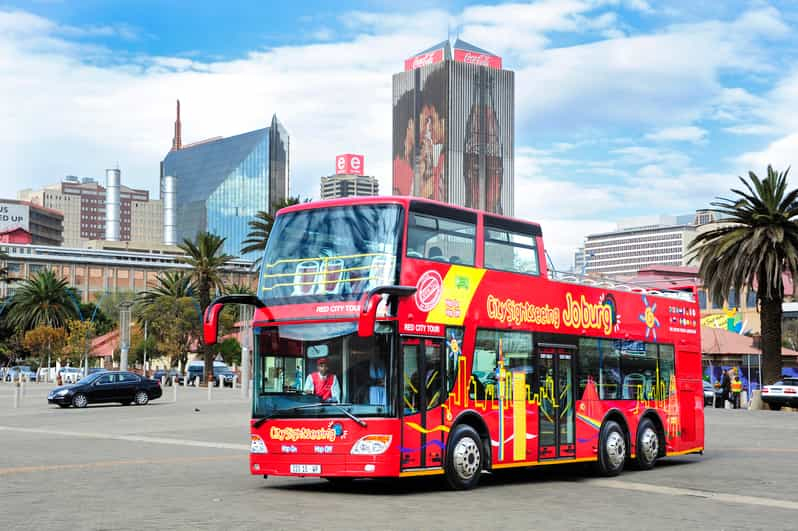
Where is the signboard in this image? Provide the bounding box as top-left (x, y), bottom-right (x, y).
top-left (453, 48), bottom-right (502, 69)
top-left (0, 203), bottom-right (30, 232)
top-left (335, 154), bottom-right (364, 175)
top-left (404, 48), bottom-right (445, 71)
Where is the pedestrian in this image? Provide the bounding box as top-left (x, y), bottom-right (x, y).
top-left (731, 375), bottom-right (743, 409)
top-left (720, 369), bottom-right (732, 408)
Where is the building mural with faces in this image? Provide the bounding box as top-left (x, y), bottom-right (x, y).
top-left (392, 40), bottom-right (514, 216)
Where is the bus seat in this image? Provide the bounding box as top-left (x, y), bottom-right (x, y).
top-left (427, 246), bottom-right (443, 259)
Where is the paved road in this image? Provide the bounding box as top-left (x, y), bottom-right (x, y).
top-left (1, 381), bottom-right (797, 530)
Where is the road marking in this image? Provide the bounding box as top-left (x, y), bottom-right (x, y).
top-left (0, 425), bottom-right (249, 451)
top-left (595, 479), bottom-right (798, 511)
top-left (0, 455), bottom-right (242, 476)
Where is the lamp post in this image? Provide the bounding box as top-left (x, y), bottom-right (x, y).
top-left (119, 301), bottom-right (133, 371)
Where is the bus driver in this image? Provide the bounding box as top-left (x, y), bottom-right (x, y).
top-left (303, 357), bottom-right (340, 402)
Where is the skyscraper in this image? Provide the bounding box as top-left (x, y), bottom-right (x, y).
top-left (392, 39), bottom-right (514, 215)
top-left (160, 102), bottom-right (290, 258)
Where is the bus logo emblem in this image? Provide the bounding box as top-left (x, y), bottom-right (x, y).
top-left (415, 270), bottom-right (443, 312)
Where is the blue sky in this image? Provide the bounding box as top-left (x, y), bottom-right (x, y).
top-left (3, 1), bottom-right (798, 266)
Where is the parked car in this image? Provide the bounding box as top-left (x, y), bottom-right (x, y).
top-left (761, 378), bottom-right (798, 410)
top-left (703, 381), bottom-right (721, 407)
top-left (152, 369), bottom-right (180, 385)
top-left (5, 365), bottom-right (37, 382)
top-left (87, 368), bottom-right (108, 375)
top-left (214, 366), bottom-right (237, 387)
top-left (182, 361), bottom-right (232, 385)
top-left (47, 371), bottom-right (162, 408)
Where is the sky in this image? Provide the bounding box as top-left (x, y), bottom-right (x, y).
top-left (2, 0), bottom-right (798, 268)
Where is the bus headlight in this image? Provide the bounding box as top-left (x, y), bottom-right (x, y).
top-left (251, 435), bottom-right (268, 454)
top-left (351, 435), bottom-right (392, 455)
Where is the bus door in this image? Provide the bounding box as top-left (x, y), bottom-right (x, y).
top-left (537, 344), bottom-right (576, 460)
top-left (400, 337), bottom-right (445, 470)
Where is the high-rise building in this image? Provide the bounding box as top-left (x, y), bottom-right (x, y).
top-left (0, 199), bottom-right (63, 246)
top-left (320, 154), bottom-right (379, 199)
top-left (580, 210), bottom-right (717, 276)
top-left (160, 101), bottom-right (290, 258)
top-left (18, 175), bottom-right (153, 247)
top-left (392, 39), bottom-right (514, 215)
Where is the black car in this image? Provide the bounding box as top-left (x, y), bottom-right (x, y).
top-left (47, 371), bottom-right (162, 408)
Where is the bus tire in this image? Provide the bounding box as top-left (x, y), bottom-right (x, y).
top-left (445, 424), bottom-right (483, 490)
top-left (633, 418), bottom-right (658, 470)
top-left (595, 420), bottom-right (625, 477)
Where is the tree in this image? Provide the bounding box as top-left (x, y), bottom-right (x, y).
top-left (95, 290), bottom-right (137, 326)
top-left (5, 270), bottom-right (81, 331)
top-left (137, 297), bottom-right (198, 371)
top-left (178, 232), bottom-right (233, 383)
top-left (63, 319), bottom-right (95, 367)
top-left (22, 325), bottom-right (66, 371)
top-left (0, 248), bottom-right (9, 284)
top-left (79, 302), bottom-right (114, 336)
top-left (689, 165), bottom-right (798, 385)
top-left (240, 197), bottom-right (305, 258)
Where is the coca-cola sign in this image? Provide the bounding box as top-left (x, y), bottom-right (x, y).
top-left (335, 154), bottom-right (364, 175)
top-left (453, 49), bottom-right (502, 69)
top-left (404, 48), bottom-right (445, 71)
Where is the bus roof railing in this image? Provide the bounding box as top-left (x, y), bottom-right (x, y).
top-left (548, 268), bottom-right (696, 302)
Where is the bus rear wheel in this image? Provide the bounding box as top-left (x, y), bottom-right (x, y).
top-left (595, 420), bottom-right (626, 477)
top-left (445, 424), bottom-right (483, 490)
top-left (633, 418), bottom-right (659, 470)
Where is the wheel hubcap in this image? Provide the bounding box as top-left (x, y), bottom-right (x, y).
top-left (640, 427), bottom-right (658, 463)
top-left (453, 437), bottom-right (480, 480)
top-left (75, 395), bottom-right (86, 407)
top-left (136, 392), bottom-right (147, 404)
top-left (606, 431), bottom-right (625, 469)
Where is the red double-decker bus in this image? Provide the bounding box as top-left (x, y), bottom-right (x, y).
top-left (203, 197), bottom-right (703, 489)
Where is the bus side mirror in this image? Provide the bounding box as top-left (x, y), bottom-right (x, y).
top-left (358, 294), bottom-right (381, 337)
top-left (357, 286), bottom-right (417, 338)
top-left (203, 295), bottom-right (266, 346)
top-left (203, 303), bottom-right (224, 346)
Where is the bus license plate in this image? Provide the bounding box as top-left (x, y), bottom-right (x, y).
top-left (290, 464), bottom-right (321, 474)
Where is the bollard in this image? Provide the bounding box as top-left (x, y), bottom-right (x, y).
top-left (173, 377), bottom-right (178, 402)
top-left (20, 377), bottom-right (25, 399)
top-left (208, 379), bottom-right (213, 400)
top-left (161, 376), bottom-right (166, 387)
top-left (232, 375), bottom-right (238, 390)
top-left (195, 376), bottom-right (200, 387)
top-left (13, 382), bottom-right (20, 408)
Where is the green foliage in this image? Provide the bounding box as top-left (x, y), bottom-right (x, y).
top-left (62, 319), bottom-right (95, 366)
top-left (689, 165), bottom-right (798, 384)
top-left (137, 296), bottom-right (199, 370)
top-left (215, 337), bottom-right (241, 366)
top-left (5, 270), bottom-right (81, 331)
top-left (94, 290), bottom-right (137, 325)
top-left (79, 302), bottom-right (114, 336)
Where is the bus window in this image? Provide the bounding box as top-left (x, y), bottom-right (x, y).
top-left (599, 340), bottom-right (621, 400)
top-left (445, 328), bottom-right (464, 395)
top-left (484, 227), bottom-right (539, 275)
top-left (659, 344), bottom-right (675, 398)
top-left (406, 211), bottom-right (476, 266)
top-left (471, 330), bottom-right (533, 400)
top-left (620, 341), bottom-right (657, 400)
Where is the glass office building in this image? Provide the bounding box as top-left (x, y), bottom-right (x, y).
top-left (161, 115), bottom-right (289, 259)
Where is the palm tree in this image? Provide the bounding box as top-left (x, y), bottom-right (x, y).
top-left (689, 165), bottom-right (798, 385)
top-left (179, 232), bottom-right (233, 383)
top-left (4, 269), bottom-right (81, 331)
top-left (0, 249), bottom-right (9, 283)
top-left (240, 197), bottom-right (304, 258)
top-left (135, 271), bottom-right (196, 311)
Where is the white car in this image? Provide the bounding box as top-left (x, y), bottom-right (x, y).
top-left (761, 377), bottom-right (798, 411)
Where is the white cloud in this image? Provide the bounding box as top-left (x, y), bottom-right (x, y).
top-left (736, 133), bottom-right (798, 174)
top-left (644, 126), bottom-right (707, 143)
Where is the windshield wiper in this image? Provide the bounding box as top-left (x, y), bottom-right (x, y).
top-left (292, 402), bottom-right (367, 427)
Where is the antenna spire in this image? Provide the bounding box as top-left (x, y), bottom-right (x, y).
top-left (171, 99), bottom-right (182, 151)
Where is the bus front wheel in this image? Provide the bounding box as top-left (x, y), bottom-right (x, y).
top-left (595, 420), bottom-right (626, 477)
top-left (445, 424), bottom-right (483, 490)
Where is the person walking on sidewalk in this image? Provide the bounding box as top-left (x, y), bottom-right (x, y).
top-left (720, 369), bottom-right (732, 408)
top-left (731, 375), bottom-right (743, 409)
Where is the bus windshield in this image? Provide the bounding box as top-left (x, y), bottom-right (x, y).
top-left (259, 204), bottom-right (404, 303)
top-left (253, 322), bottom-right (395, 419)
